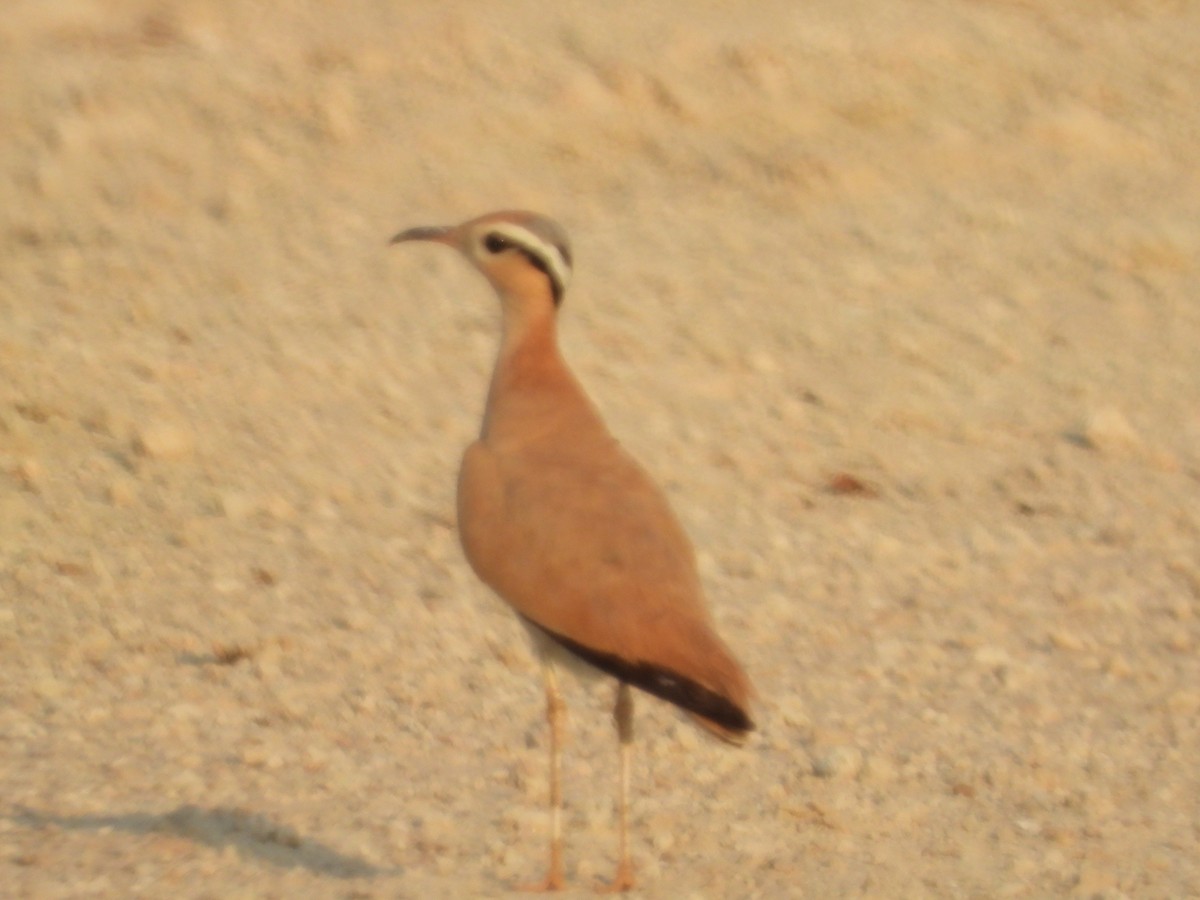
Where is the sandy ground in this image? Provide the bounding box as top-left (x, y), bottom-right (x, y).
top-left (2, 1), bottom-right (1199, 897)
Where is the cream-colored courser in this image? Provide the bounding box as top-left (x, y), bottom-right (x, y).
top-left (392, 210), bottom-right (754, 892)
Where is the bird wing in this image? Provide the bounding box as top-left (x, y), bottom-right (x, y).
top-left (457, 436), bottom-right (752, 731)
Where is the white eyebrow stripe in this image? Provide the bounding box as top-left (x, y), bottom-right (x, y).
top-left (487, 222), bottom-right (572, 297)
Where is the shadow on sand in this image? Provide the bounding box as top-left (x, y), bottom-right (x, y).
top-left (11, 804), bottom-right (389, 878)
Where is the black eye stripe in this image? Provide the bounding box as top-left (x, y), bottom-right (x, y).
top-left (484, 233), bottom-right (511, 253)
top-left (524, 251), bottom-right (550, 275)
top-left (483, 233), bottom-right (554, 278)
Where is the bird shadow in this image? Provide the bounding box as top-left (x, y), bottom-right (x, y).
top-left (9, 804), bottom-right (388, 879)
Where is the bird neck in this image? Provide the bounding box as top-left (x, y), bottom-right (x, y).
top-left (481, 302), bottom-right (601, 446)
top-left (497, 295), bottom-right (559, 361)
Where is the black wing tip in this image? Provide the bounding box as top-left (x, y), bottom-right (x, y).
top-left (725, 706), bottom-right (756, 734)
top-left (527, 619), bottom-right (754, 736)
top-left (682, 683), bottom-right (754, 736)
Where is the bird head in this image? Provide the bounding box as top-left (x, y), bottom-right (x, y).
top-left (391, 210), bottom-right (573, 308)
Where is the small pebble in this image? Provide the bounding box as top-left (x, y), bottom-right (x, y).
top-left (217, 490), bottom-right (258, 520)
top-left (14, 457), bottom-right (43, 490)
top-left (1049, 630), bottom-right (1086, 652)
top-left (1081, 407), bottom-right (1142, 455)
top-left (133, 419), bottom-right (195, 460)
top-left (106, 476), bottom-right (138, 507)
top-left (812, 745), bottom-right (864, 780)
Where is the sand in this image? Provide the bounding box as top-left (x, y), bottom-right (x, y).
top-left (2, 1), bottom-right (1198, 896)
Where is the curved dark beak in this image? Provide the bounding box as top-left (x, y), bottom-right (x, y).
top-left (389, 225), bottom-right (454, 245)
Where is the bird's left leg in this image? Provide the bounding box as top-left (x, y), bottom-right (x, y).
top-left (520, 660), bottom-right (566, 892)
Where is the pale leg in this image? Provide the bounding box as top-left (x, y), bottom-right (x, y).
top-left (600, 681), bottom-right (636, 893)
top-left (521, 661), bottom-right (566, 892)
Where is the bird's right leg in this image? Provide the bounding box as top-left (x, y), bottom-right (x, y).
top-left (599, 681), bottom-right (636, 893)
top-left (520, 660), bottom-right (566, 892)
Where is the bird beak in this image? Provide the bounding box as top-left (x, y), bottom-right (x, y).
top-left (390, 224), bottom-right (455, 246)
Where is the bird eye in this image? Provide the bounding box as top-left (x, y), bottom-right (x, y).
top-left (483, 234), bottom-right (510, 254)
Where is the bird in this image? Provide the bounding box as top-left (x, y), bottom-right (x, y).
top-left (391, 210), bottom-right (754, 892)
